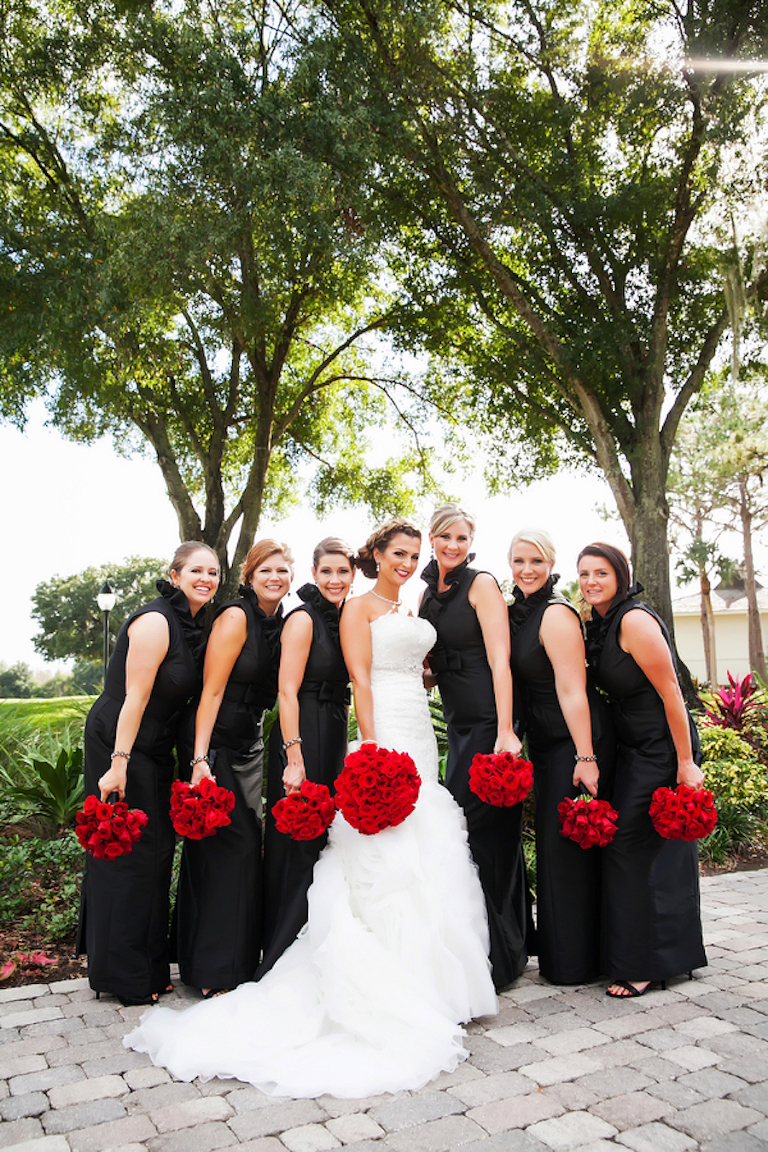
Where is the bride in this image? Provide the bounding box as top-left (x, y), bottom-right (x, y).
top-left (124, 519), bottom-right (497, 1099)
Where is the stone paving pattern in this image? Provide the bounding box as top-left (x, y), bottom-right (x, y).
top-left (3, 869), bottom-right (768, 1152)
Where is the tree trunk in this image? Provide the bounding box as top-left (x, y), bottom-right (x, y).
top-left (739, 480), bottom-right (767, 679)
top-left (700, 570), bottom-right (718, 687)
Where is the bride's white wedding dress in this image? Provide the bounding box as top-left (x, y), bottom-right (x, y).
top-left (124, 613), bottom-right (497, 1097)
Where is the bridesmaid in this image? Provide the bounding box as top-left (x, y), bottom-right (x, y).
top-left (508, 528), bottom-right (614, 985)
top-left (419, 502), bottom-right (530, 989)
top-left (176, 539), bottom-right (291, 996)
top-left (258, 537), bottom-right (354, 976)
top-left (79, 542), bottom-right (220, 1005)
top-left (578, 542), bottom-right (706, 997)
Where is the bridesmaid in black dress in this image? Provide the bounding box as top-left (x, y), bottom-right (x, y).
top-left (508, 528), bottom-right (614, 985)
top-left (178, 539), bottom-right (291, 996)
top-left (419, 502), bottom-right (530, 990)
top-left (79, 542), bottom-right (220, 1005)
top-left (258, 537), bottom-right (354, 976)
top-left (578, 542), bottom-right (706, 997)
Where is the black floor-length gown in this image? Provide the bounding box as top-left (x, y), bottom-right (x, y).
top-left (258, 584), bottom-right (349, 977)
top-left (78, 581), bottom-right (207, 1002)
top-left (175, 587), bottom-right (283, 991)
top-left (420, 559), bottom-right (531, 989)
top-left (509, 578), bottom-right (615, 984)
top-left (586, 592), bottom-right (706, 982)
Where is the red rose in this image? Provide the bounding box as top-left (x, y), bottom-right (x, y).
top-left (75, 795), bottom-right (148, 859)
top-left (469, 752), bottom-right (533, 807)
top-left (334, 746), bottom-right (421, 835)
top-left (650, 785), bottom-right (717, 841)
top-left (273, 781), bottom-right (336, 841)
top-left (170, 778), bottom-right (236, 839)
top-left (558, 795), bottom-right (618, 848)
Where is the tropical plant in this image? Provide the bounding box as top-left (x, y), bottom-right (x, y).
top-left (705, 671), bottom-right (763, 729)
top-left (0, 746), bottom-right (84, 838)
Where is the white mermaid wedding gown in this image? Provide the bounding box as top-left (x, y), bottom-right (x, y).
top-left (125, 613), bottom-right (497, 1097)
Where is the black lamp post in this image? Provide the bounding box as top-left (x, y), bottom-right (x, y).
top-left (96, 582), bottom-right (117, 685)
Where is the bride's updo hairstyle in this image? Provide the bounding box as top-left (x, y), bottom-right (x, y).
top-left (312, 537), bottom-right (356, 570)
top-left (429, 502), bottom-right (477, 538)
top-left (507, 528), bottom-right (556, 567)
top-left (355, 519), bottom-right (421, 580)
top-left (240, 538), bottom-right (294, 586)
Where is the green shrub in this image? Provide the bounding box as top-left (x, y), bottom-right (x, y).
top-left (0, 832), bottom-right (83, 942)
top-left (700, 726), bottom-right (768, 809)
top-left (699, 802), bottom-right (763, 866)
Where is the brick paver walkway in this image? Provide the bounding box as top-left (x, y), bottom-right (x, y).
top-left (2, 868), bottom-right (768, 1152)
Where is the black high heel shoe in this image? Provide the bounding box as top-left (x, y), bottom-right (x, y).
top-left (95, 991), bottom-right (158, 1007)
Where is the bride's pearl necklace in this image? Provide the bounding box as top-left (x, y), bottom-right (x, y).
top-left (371, 589), bottom-right (401, 610)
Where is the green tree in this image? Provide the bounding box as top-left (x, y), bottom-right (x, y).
top-left (669, 419), bottom-right (738, 686)
top-left (325, 0), bottom-right (768, 636)
top-left (670, 374), bottom-right (768, 680)
top-left (0, 663), bottom-right (36, 699)
top-left (31, 557), bottom-right (165, 663)
top-left (0, 0), bottom-right (427, 597)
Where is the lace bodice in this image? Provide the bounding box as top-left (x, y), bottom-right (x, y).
top-left (369, 613), bottom-right (439, 783)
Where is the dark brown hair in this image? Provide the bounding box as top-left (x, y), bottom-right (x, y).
top-left (355, 519), bottom-right (421, 580)
top-left (577, 542), bottom-right (631, 607)
top-left (312, 536), bottom-right (356, 570)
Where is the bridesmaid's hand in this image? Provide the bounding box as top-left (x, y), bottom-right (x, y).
top-left (495, 727), bottom-right (522, 758)
top-left (283, 759), bottom-right (306, 795)
top-left (677, 758), bottom-right (705, 789)
top-left (98, 759), bottom-right (128, 801)
top-left (191, 759), bottom-right (214, 788)
top-left (573, 761), bottom-right (599, 796)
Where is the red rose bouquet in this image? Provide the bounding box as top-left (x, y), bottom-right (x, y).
top-left (334, 745), bottom-right (421, 835)
top-left (273, 780), bottom-right (336, 841)
top-left (469, 751), bottom-right (534, 807)
top-left (649, 784), bottom-right (718, 841)
top-left (558, 794), bottom-right (619, 849)
top-left (170, 777), bottom-right (235, 840)
top-left (75, 794), bottom-right (148, 859)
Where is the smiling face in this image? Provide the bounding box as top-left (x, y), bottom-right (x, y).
top-left (374, 532), bottom-right (422, 587)
top-left (578, 554), bottom-right (619, 616)
top-left (250, 551), bottom-right (292, 614)
top-left (509, 540), bottom-right (553, 598)
top-left (171, 548), bottom-right (220, 615)
top-left (430, 518), bottom-right (473, 572)
top-left (313, 553), bottom-right (354, 606)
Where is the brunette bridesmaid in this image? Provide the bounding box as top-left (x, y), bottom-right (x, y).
top-left (79, 543), bottom-right (220, 1005)
top-left (578, 542), bottom-right (706, 997)
top-left (508, 529), bottom-right (614, 984)
top-left (176, 540), bottom-right (292, 996)
top-left (258, 537), bottom-right (354, 975)
top-left (419, 502), bottom-right (531, 989)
